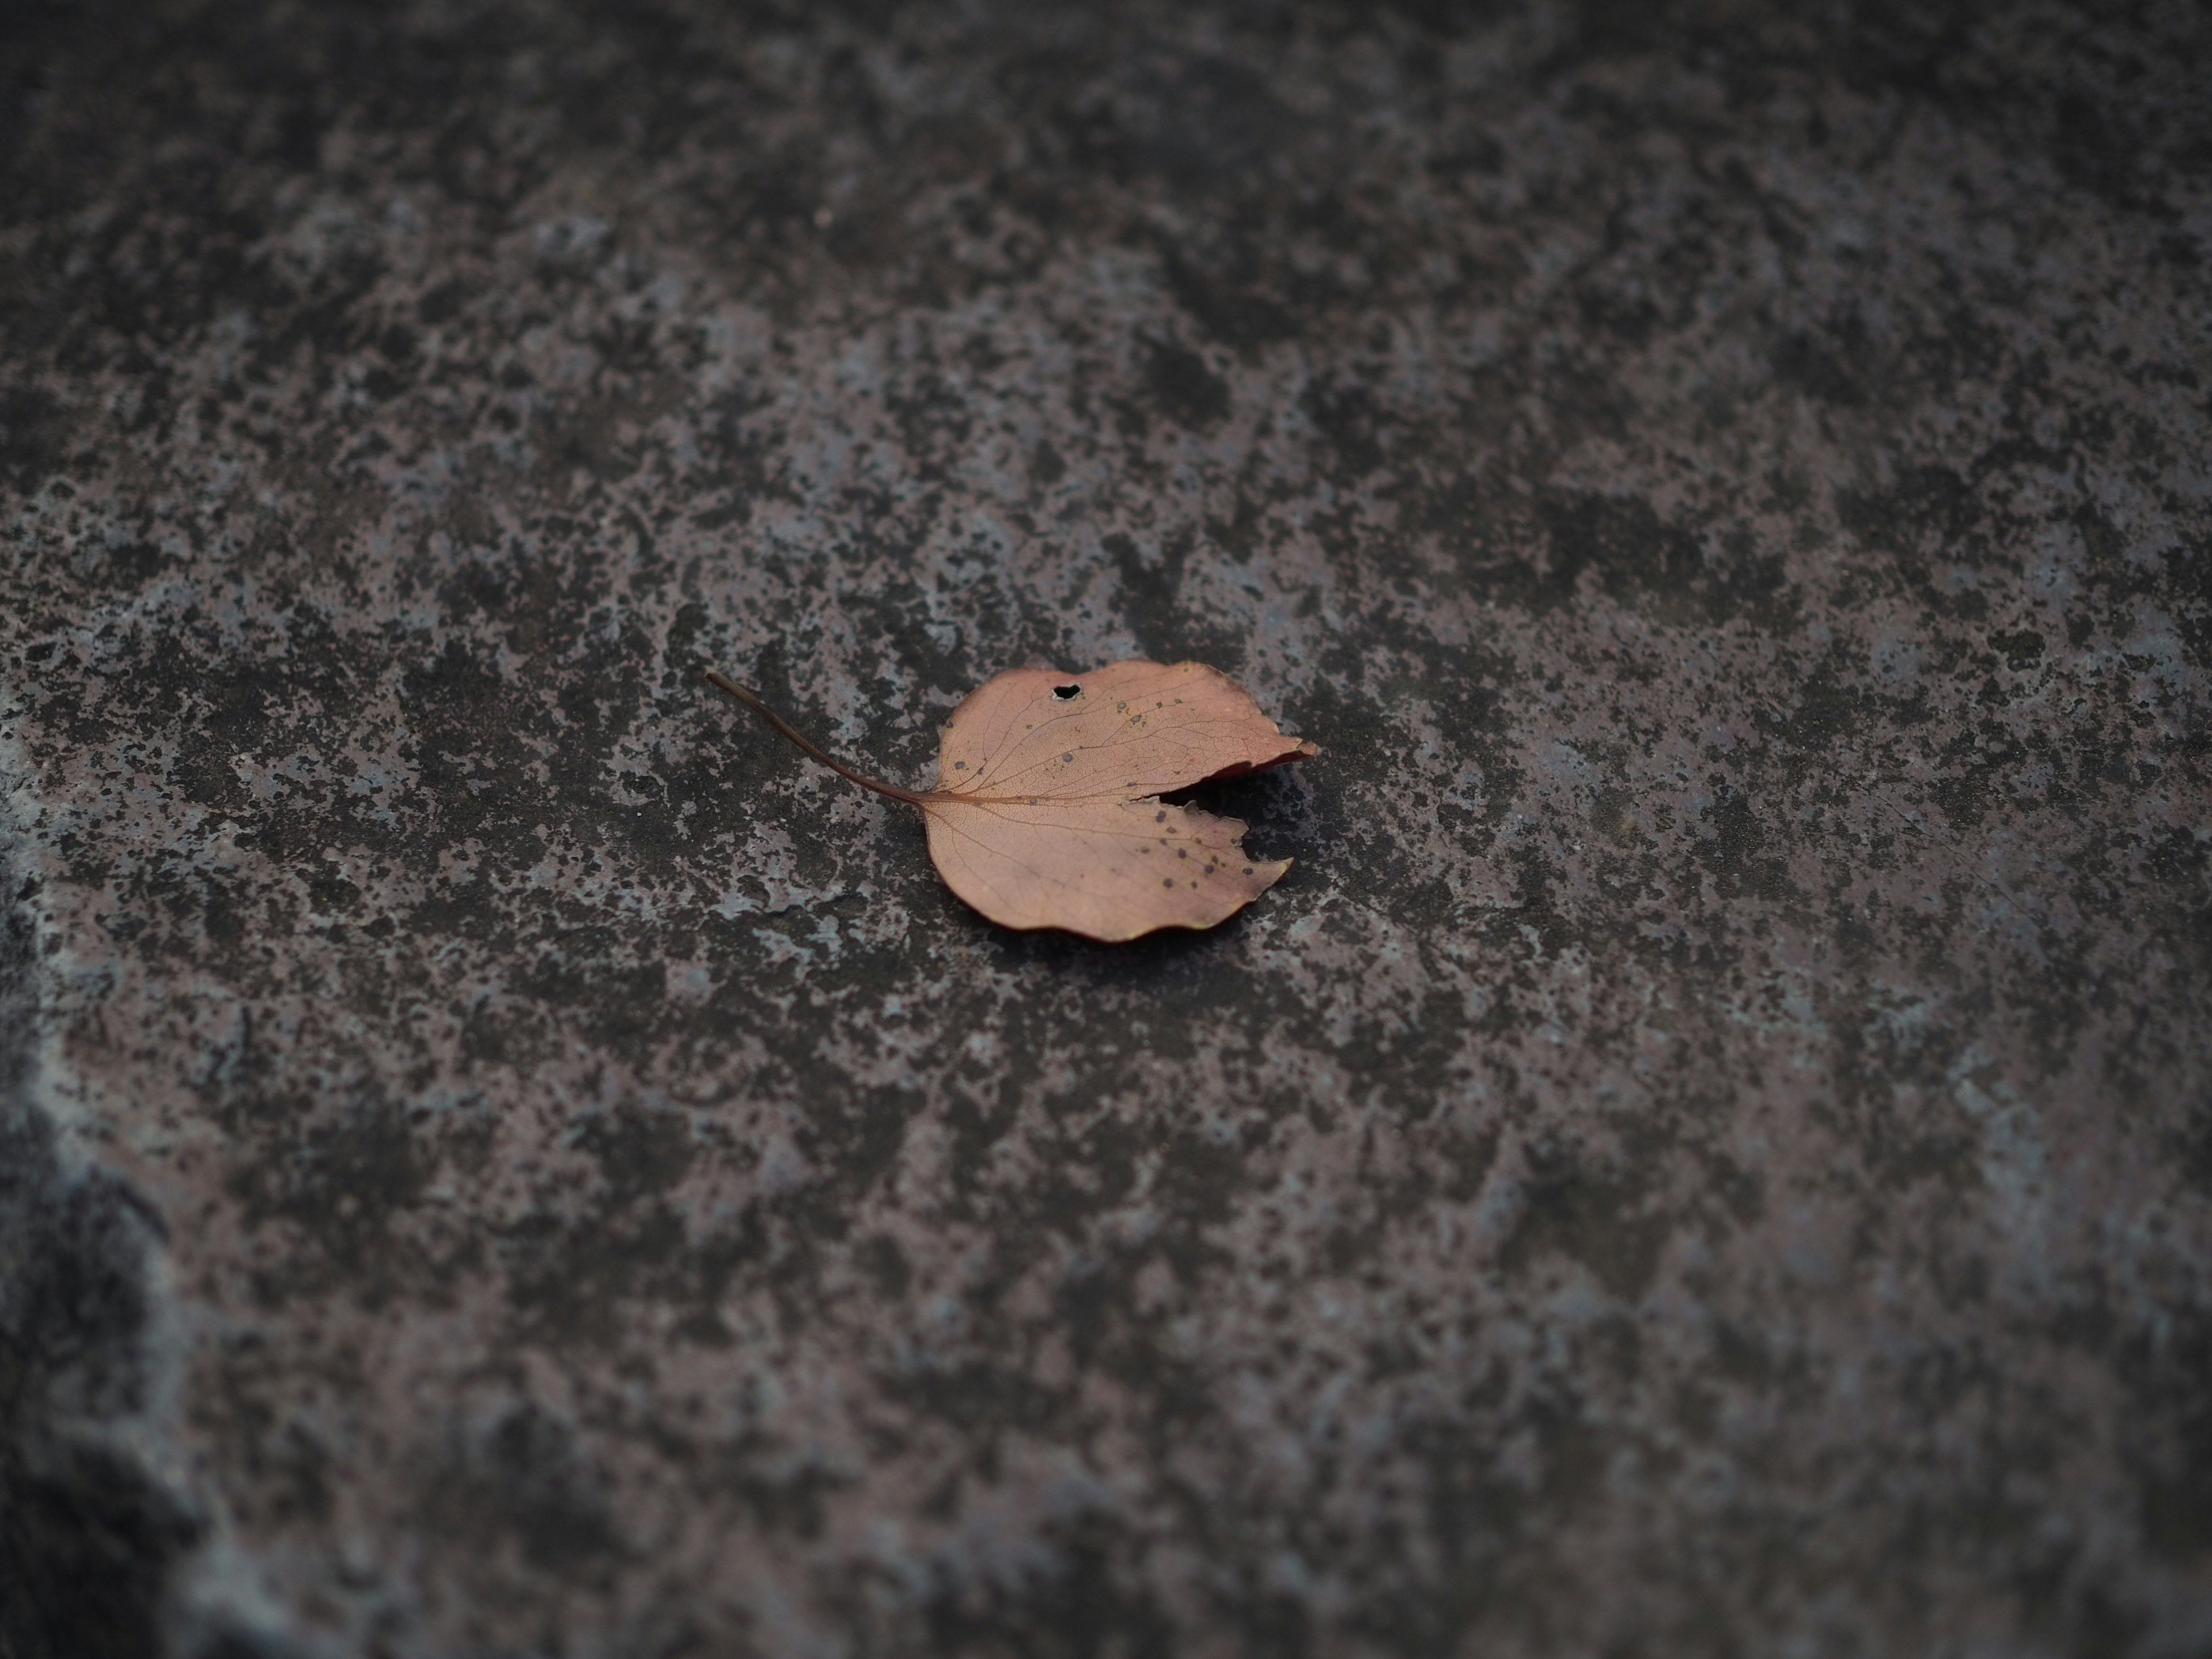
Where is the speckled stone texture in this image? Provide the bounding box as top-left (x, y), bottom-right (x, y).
top-left (3, 2), bottom-right (2209, 1656)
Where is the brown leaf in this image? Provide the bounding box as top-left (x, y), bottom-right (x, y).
top-left (708, 660), bottom-right (1317, 941)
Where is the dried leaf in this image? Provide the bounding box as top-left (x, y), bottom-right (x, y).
top-left (709, 660), bottom-right (1317, 941)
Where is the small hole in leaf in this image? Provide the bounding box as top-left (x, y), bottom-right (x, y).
top-left (1053, 683), bottom-right (1081, 699)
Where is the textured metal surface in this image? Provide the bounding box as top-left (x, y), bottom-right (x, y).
top-left (3, 2), bottom-right (2210, 1655)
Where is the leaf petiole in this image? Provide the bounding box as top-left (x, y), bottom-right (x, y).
top-left (703, 671), bottom-right (931, 805)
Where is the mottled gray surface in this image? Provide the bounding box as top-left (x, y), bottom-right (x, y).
top-left (3, 2), bottom-right (2211, 1656)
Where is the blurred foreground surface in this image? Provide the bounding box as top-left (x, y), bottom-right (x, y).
top-left (3, 2), bottom-right (2209, 1654)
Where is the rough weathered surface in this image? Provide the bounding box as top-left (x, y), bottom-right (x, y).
top-left (3, 2), bottom-right (2210, 1655)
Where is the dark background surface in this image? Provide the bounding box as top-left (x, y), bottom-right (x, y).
top-left (3, 2), bottom-right (2210, 1655)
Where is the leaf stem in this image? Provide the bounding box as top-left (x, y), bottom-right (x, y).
top-left (704, 671), bottom-right (930, 805)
